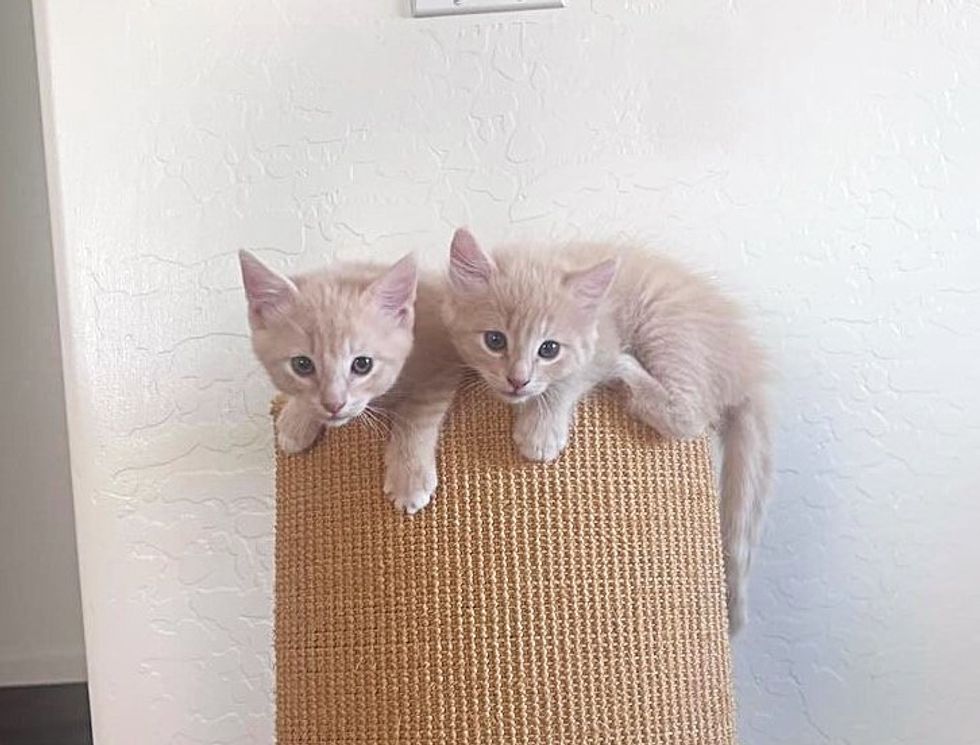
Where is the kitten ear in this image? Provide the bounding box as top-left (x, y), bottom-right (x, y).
top-left (449, 228), bottom-right (494, 292)
top-left (239, 250), bottom-right (298, 325)
top-left (565, 258), bottom-right (619, 312)
top-left (368, 253), bottom-right (417, 326)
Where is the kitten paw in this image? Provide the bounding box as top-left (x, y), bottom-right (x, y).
top-left (277, 429), bottom-right (316, 455)
top-left (513, 417), bottom-right (568, 462)
top-left (276, 400), bottom-right (322, 454)
top-left (383, 461), bottom-right (437, 515)
top-left (388, 489), bottom-right (432, 515)
top-left (515, 434), bottom-right (567, 462)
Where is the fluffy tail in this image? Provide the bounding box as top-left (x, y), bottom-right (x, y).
top-left (719, 393), bottom-right (772, 634)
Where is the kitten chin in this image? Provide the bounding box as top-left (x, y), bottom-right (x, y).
top-left (498, 387), bottom-right (544, 404)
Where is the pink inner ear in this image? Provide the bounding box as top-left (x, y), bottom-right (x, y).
top-left (371, 254), bottom-right (418, 322)
top-left (449, 228), bottom-right (494, 291)
top-left (239, 250), bottom-right (297, 319)
top-left (566, 258), bottom-right (619, 311)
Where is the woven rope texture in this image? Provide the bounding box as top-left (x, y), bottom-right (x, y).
top-left (275, 388), bottom-right (735, 744)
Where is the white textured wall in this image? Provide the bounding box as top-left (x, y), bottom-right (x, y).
top-left (0, 0), bottom-right (86, 687)
top-left (36, 1), bottom-right (980, 743)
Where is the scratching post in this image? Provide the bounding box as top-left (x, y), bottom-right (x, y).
top-left (274, 389), bottom-right (736, 744)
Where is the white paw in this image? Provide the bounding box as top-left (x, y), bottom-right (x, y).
top-left (383, 461), bottom-right (437, 515)
top-left (388, 489), bottom-right (432, 515)
top-left (277, 428), bottom-right (312, 454)
top-left (276, 402), bottom-right (321, 454)
top-left (513, 417), bottom-right (568, 462)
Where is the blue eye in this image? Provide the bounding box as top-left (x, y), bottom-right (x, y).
top-left (351, 356), bottom-right (373, 375)
top-left (538, 340), bottom-right (560, 359)
top-left (290, 355), bottom-right (315, 376)
top-left (484, 331), bottom-right (507, 352)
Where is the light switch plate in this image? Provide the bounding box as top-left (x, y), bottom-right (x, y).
top-left (412, 0), bottom-right (566, 18)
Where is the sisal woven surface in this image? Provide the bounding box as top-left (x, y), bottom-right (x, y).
top-left (274, 388), bottom-right (736, 744)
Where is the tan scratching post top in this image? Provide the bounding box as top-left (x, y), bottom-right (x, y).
top-left (275, 388), bottom-right (736, 744)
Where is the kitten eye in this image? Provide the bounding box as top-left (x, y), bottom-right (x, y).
top-left (351, 356), bottom-right (373, 376)
top-left (538, 340), bottom-right (561, 359)
top-left (290, 355), bottom-right (315, 377)
top-left (483, 331), bottom-right (507, 352)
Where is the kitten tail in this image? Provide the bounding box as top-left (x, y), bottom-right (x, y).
top-left (719, 392), bottom-right (772, 634)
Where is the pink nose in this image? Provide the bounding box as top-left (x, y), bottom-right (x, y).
top-left (325, 400), bottom-right (346, 416)
top-left (507, 377), bottom-right (529, 391)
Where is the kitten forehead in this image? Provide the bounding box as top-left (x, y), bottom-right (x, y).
top-left (294, 270), bottom-right (373, 316)
top-left (457, 246), bottom-right (591, 335)
top-left (507, 307), bottom-right (557, 343)
top-left (260, 263), bottom-right (412, 354)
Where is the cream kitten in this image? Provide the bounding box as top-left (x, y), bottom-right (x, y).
top-left (442, 229), bottom-right (772, 632)
top-left (240, 251), bottom-right (460, 514)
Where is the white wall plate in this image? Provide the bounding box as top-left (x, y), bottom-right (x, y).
top-left (412, 1), bottom-right (566, 18)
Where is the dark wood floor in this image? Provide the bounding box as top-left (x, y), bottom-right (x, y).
top-left (0, 683), bottom-right (92, 745)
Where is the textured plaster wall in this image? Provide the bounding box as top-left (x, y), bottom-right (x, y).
top-left (36, 1), bottom-right (980, 743)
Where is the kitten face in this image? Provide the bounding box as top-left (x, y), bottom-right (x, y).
top-left (442, 229), bottom-right (617, 403)
top-left (240, 251), bottom-right (416, 426)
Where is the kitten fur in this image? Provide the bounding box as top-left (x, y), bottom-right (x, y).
top-left (240, 251), bottom-right (461, 514)
top-left (442, 229), bottom-right (772, 633)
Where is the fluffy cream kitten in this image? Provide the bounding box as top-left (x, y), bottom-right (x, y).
top-left (442, 229), bottom-right (772, 632)
top-left (240, 251), bottom-right (460, 514)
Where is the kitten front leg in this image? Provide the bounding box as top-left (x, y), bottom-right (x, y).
top-left (383, 435), bottom-right (438, 515)
top-left (382, 381), bottom-right (457, 515)
top-left (276, 397), bottom-right (323, 454)
top-left (512, 380), bottom-right (588, 462)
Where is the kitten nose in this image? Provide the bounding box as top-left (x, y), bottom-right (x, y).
top-left (507, 376), bottom-right (530, 391)
top-left (324, 399), bottom-right (347, 416)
